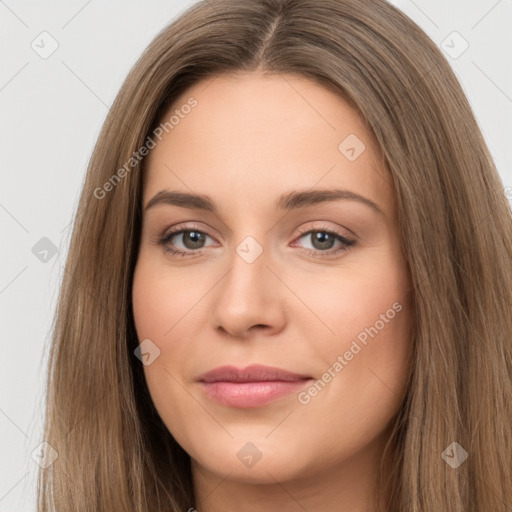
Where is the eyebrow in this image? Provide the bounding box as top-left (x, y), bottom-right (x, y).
top-left (144, 188), bottom-right (384, 216)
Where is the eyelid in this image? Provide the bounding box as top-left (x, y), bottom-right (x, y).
top-left (157, 221), bottom-right (353, 242)
top-left (294, 222), bottom-right (355, 240)
top-left (158, 222), bottom-right (218, 245)
top-left (159, 221), bottom-right (216, 238)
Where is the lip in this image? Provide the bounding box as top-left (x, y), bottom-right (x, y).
top-left (197, 364), bottom-right (313, 408)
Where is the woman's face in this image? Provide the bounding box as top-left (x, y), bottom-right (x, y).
top-left (132, 71), bottom-right (413, 492)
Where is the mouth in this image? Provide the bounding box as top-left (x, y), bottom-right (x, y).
top-left (197, 364), bottom-right (313, 408)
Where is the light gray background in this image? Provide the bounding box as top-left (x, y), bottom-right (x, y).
top-left (1, 0), bottom-right (511, 510)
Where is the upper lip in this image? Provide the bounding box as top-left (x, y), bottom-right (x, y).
top-left (197, 364), bottom-right (312, 383)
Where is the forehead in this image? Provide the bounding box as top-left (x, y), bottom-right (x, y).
top-left (143, 71), bottom-right (393, 218)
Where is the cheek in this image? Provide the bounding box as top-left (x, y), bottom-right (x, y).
top-left (131, 257), bottom-right (193, 395)
top-left (291, 247), bottom-right (410, 350)
top-left (293, 246), bottom-right (413, 403)
top-left (131, 257), bottom-right (200, 434)
top-left (131, 253), bottom-right (218, 389)
top-left (131, 255), bottom-right (210, 341)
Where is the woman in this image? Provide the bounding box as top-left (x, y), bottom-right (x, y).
top-left (38, 0), bottom-right (512, 510)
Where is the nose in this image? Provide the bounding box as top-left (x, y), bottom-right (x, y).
top-left (212, 241), bottom-right (287, 339)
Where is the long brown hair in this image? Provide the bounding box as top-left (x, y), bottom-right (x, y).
top-left (38, 0), bottom-right (512, 510)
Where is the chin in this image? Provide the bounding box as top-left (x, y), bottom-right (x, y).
top-left (189, 434), bottom-right (320, 484)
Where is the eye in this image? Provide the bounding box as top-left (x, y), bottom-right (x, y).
top-left (155, 223), bottom-right (356, 258)
top-left (158, 225), bottom-right (216, 257)
top-left (293, 225), bottom-right (356, 256)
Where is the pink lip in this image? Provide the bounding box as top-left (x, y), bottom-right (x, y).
top-left (197, 364), bottom-right (313, 408)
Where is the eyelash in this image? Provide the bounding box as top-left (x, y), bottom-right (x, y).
top-left (157, 223), bottom-right (356, 258)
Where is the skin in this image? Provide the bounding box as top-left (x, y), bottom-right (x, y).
top-left (132, 70), bottom-right (414, 512)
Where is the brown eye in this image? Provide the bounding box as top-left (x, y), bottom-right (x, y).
top-left (175, 230), bottom-right (207, 249)
top-left (295, 228), bottom-right (355, 255)
top-left (158, 226), bottom-right (216, 257)
top-left (308, 231), bottom-right (337, 250)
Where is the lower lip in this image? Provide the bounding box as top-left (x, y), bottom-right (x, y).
top-left (200, 380), bottom-right (312, 408)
